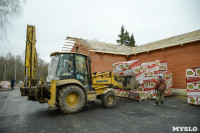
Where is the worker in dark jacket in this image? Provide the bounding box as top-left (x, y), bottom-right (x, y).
top-left (155, 74), bottom-right (166, 105)
top-left (10, 78), bottom-right (15, 90)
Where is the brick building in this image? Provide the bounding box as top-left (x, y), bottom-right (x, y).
top-left (70, 30), bottom-right (200, 89)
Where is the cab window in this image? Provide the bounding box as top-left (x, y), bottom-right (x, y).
top-left (75, 55), bottom-right (88, 85)
top-left (56, 54), bottom-right (74, 77)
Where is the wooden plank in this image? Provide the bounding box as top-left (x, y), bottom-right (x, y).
top-left (64, 44), bottom-right (74, 46)
top-left (62, 47), bottom-right (72, 49)
top-left (65, 42), bottom-right (74, 44)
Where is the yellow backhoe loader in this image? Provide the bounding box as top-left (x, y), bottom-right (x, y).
top-left (20, 25), bottom-right (117, 114)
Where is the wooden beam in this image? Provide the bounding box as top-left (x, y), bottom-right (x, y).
top-left (62, 47), bottom-right (72, 49)
top-left (64, 44), bottom-right (74, 46)
top-left (61, 49), bottom-right (71, 51)
top-left (66, 36), bottom-right (80, 40)
top-left (65, 36), bottom-right (81, 41)
top-left (65, 42), bottom-right (74, 44)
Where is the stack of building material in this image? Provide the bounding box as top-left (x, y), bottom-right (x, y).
top-left (186, 68), bottom-right (200, 106)
top-left (114, 89), bottom-right (130, 97)
top-left (1, 81), bottom-right (11, 89)
top-left (113, 60), bottom-right (173, 100)
top-left (112, 60), bottom-right (141, 76)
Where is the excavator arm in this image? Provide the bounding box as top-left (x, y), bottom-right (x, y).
top-left (24, 25), bottom-right (38, 88)
top-left (20, 25), bottom-right (42, 101)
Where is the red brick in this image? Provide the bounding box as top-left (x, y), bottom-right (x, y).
top-left (72, 41), bottom-right (200, 89)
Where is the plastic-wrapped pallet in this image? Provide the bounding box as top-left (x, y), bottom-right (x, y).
top-left (113, 60), bottom-right (140, 75)
top-left (187, 96), bottom-right (200, 105)
top-left (149, 91), bottom-right (157, 99)
top-left (186, 68), bottom-right (200, 106)
top-left (114, 89), bottom-right (122, 96)
top-left (115, 89), bottom-right (130, 98)
top-left (113, 59), bottom-right (173, 100)
top-left (130, 90), bottom-right (146, 100)
top-left (1, 81), bottom-right (11, 89)
top-left (164, 70), bottom-right (173, 96)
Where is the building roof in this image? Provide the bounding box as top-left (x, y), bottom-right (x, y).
top-left (70, 29), bottom-right (200, 56)
top-left (130, 29), bottom-right (200, 55)
top-left (82, 39), bottom-right (131, 55)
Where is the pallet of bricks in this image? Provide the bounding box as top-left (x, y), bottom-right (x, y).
top-left (186, 68), bottom-right (200, 106)
top-left (113, 59), bottom-right (173, 101)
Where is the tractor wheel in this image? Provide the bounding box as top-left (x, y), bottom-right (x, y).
top-left (101, 91), bottom-right (116, 108)
top-left (57, 85), bottom-right (85, 114)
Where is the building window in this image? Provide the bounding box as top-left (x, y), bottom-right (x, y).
top-left (76, 46), bottom-right (79, 53)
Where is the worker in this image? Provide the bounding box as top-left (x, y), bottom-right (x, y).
top-left (10, 78), bottom-right (15, 90)
top-left (155, 74), bottom-right (166, 105)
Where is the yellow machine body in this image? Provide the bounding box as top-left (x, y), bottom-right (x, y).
top-left (24, 25), bottom-right (38, 88)
top-left (20, 25), bottom-right (117, 113)
top-left (92, 72), bottom-right (123, 89)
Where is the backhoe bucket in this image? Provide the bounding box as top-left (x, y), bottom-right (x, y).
top-left (20, 79), bottom-right (39, 101)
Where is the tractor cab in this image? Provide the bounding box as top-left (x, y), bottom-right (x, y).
top-left (47, 52), bottom-right (92, 92)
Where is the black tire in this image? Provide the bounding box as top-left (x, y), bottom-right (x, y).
top-left (57, 85), bottom-right (85, 114)
top-left (101, 91), bottom-right (116, 108)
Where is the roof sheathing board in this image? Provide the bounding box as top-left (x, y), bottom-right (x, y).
top-left (83, 39), bottom-right (131, 54)
top-left (74, 40), bottom-right (93, 50)
top-left (130, 29), bottom-right (200, 55)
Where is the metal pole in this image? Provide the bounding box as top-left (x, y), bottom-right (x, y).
top-left (4, 63), bottom-right (6, 81)
top-left (25, 67), bottom-right (28, 88)
top-left (15, 60), bottom-right (16, 81)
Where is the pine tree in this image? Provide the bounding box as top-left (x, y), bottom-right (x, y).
top-left (116, 25), bottom-right (125, 45)
top-left (128, 34), bottom-right (136, 47)
top-left (124, 30), bottom-right (130, 46)
top-left (116, 25), bottom-right (136, 47)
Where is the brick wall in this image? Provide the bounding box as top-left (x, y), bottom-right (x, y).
top-left (129, 41), bottom-right (200, 89)
top-left (90, 52), bottom-right (128, 73)
top-left (71, 43), bottom-right (90, 55)
top-left (71, 41), bottom-right (200, 89)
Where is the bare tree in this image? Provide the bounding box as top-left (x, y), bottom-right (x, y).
top-left (0, 51), bottom-right (48, 82)
top-left (0, 54), bottom-right (5, 80)
top-left (0, 0), bottom-right (25, 39)
top-left (35, 58), bottom-right (49, 81)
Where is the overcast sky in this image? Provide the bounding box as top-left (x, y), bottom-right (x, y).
top-left (0, 0), bottom-right (200, 62)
